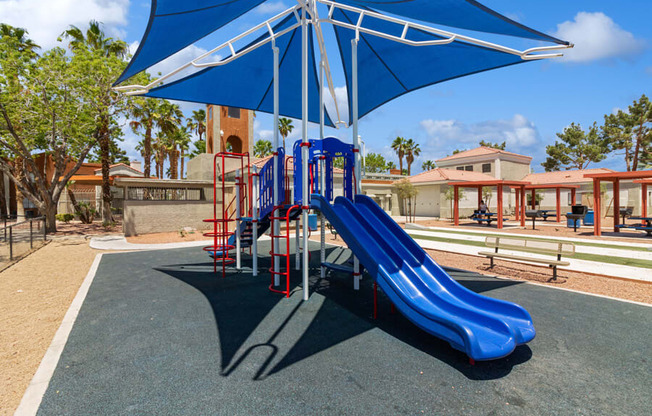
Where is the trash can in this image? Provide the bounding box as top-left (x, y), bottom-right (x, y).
top-left (566, 214), bottom-right (579, 229)
top-left (308, 213), bottom-right (318, 231)
top-left (583, 210), bottom-right (594, 226)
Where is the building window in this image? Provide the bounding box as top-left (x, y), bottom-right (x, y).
top-left (208, 107), bottom-right (212, 120)
top-left (456, 166), bottom-right (464, 171)
top-left (482, 163), bottom-right (491, 173)
top-left (227, 107), bottom-right (240, 119)
top-left (464, 165), bottom-right (473, 171)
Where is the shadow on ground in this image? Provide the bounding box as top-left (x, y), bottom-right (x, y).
top-left (155, 245), bottom-right (530, 382)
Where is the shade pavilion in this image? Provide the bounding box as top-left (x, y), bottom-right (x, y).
top-left (522, 184), bottom-right (581, 223)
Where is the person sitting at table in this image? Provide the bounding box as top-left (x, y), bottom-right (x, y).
top-left (479, 200), bottom-right (488, 218)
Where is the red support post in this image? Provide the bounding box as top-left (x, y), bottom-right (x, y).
top-left (515, 188), bottom-right (520, 220)
top-left (520, 186), bottom-right (526, 227)
top-left (531, 188), bottom-right (536, 209)
top-left (556, 187), bottom-right (561, 223)
top-left (571, 188), bottom-right (576, 206)
top-left (594, 179), bottom-right (601, 236)
top-left (497, 185), bottom-right (503, 229)
top-left (453, 186), bottom-right (460, 226)
top-left (643, 184), bottom-right (648, 220)
top-left (613, 179), bottom-right (620, 232)
top-left (477, 186), bottom-right (482, 208)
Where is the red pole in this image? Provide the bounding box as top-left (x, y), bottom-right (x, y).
top-left (594, 179), bottom-right (601, 236)
top-left (571, 188), bottom-right (576, 205)
top-left (642, 184), bottom-right (648, 220)
top-left (477, 186), bottom-right (482, 208)
top-left (520, 186), bottom-right (526, 227)
top-left (531, 189), bottom-right (536, 209)
top-left (497, 184), bottom-right (503, 229)
top-left (556, 187), bottom-right (561, 223)
top-left (453, 186), bottom-right (459, 226)
top-left (515, 188), bottom-right (520, 220)
top-left (613, 179), bottom-right (620, 233)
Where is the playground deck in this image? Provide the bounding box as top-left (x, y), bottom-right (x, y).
top-left (31, 241), bottom-right (651, 415)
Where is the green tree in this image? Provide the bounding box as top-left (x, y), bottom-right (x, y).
top-left (186, 109), bottom-right (206, 158)
top-left (130, 95), bottom-right (160, 178)
top-left (278, 117), bottom-right (294, 150)
top-left (61, 20), bottom-right (128, 222)
top-left (542, 122), bottom-right (609, 172)
top-left (479, 140), bottom-right (506, 150)
top-left (189, 138), bottom-right (206, 158)
top-left (386, 161), bottom-right (396, 171)
top-left (154, 101), bottom-right (183, 178)
top-left (364, 152), bottom-right (387, 173)
top-left (421, 160), bottom-right (436, 171)
top-left (391, 136), bottom-right (406, 174)
top-left (602, 94), bottom-right (651, 171)
top-left (0, 25), bottom-right (99, 232)
top-left (395, 178), bottom-right (418, 222)
top-left (254, 139), bottom-right (273, 158)
top-left (404, 138), bottom-right (421, 176)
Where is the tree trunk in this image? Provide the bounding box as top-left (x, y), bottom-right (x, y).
top-left (180, 149), bottom-right (185, 179)
top-left (0, 172), bottom-right (6, 218)
top-left (144, 123), bottom-right (152, 178)
top-left (42, 198), bottom-right (57, 233)
top-left (99, 128), bottom-right (113, 223)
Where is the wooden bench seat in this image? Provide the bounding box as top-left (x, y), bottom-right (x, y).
top-left (478, 236), bottom-right (575, 280)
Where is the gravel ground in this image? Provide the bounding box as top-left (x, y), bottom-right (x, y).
top-left (0, 238), bottom-right (99, 415)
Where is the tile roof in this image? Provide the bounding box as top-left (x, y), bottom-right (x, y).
top-left (522, 168), bottom-right (615, 185)
top-left (402, 168), bottom-right (496, 184)
top-left (436, 146), bottom-right (531, 162)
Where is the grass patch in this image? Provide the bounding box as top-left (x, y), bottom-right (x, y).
top-left (412, 226), bottom-right (652, 252)
top-left (410, 233), bottom-right (652, 269)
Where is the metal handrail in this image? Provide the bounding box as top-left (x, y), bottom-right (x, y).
top-left (1, 216), bottom-right (47, 261)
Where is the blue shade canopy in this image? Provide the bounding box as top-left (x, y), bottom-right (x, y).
top-left (335, 0), bottom-right (568, 45)
top-left (143, 16), bottom-right (334, 127)
top-left (115, 0), bottom-right (266, 84)
top-left (332, 8), bottom-right (529, 123)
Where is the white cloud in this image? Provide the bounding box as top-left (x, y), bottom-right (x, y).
top-left (0, 0), bottom-right (129, 50)
top-left (553, 12), bottom-right (646, 63)
top-left (323, 85), bottom-right (349, 125)
top-left (253, 1), bottom-right (288, 15)
top-left (420, 114), bottom-right (540, 151)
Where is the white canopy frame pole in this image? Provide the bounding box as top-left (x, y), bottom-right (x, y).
top-left (351, 33), bottom-right (361, 291)
top-left (319, 56), bottom-right (326, 279)
top-left (301, 1), bottom-right (311, 301)
top-left (252, 165), bottom-right (259, 276)
top-left (272, 43), bottom-right (281, 286)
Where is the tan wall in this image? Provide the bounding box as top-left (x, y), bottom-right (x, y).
top-left (123, 200), bottom-right (217, 236)
top-left (414, 184), bottom-right (441, 217)
top-left (443, 161), bottom-right (496, 177)
top-left (500, 160), bottom-right (530, 181)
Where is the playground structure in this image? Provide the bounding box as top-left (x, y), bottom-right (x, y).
top-left (203, 136), bottom-right (536, 361)
top-left (113, 1), bottom-right (575, 361)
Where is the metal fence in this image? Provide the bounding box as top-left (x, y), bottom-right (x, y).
top-left (0, 216), bottom-right (47, 266)
top-left (126, 187), bottom-right (204, 201)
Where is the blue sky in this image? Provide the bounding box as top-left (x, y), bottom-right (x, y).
top-left (1, 0), bottom-right (650, 173)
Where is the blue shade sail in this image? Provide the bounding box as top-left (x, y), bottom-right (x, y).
top-left (334, 0), bottom-right (567, 45)
top-left (115, 0), bottom-right (266, 84)
top-left (144, 16), bottom-right (334, 126)
top-left (332, 8), bottom-right (529, 122)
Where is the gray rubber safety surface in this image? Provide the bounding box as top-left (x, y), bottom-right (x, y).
top-left (37, 241), bottom-right (652, 415)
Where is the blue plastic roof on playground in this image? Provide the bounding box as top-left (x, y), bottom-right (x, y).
top-left (117, 0), bottom-right (567, 123)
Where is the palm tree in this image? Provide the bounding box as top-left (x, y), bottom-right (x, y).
top-left (405, 139), bottom-right (421, 176)
top-left (154, 101), bottom-right (183, 178)
top-left (0, 24), bottom-right (39, 54)
top-left (386, 161), bottom-right (396, 172)
top-left (254, 139), bottom-right (273, 158)
top-left (175, 127), bottom-right (191, 179)
top-left (278, 117), bottom-right (294, 150)
top-left (130, 98), bottom-right (159, 178)
top-left (188, 109), bottom-right (206, 141)
top-left (391, 137), bottom-right (406, 174)
top-left (61, 20), bottom-right (128, 222)
top-left (421, 160), bottom-right (436, 171)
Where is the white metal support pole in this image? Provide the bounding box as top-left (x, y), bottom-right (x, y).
top-left (273, 44), bottom-right (280, 286)
top-left (319, 57), bottom-right (326, 279)
top-left (301, 2), bottom-right (310, 301)
top-left (235, 169), bottom-right (242, 270)
top-left (352, 37), bottom-right (361, 291)
top-left (252, 166), bottom-right (258, 276)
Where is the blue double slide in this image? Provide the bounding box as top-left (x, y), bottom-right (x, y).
top-left (311, 194), bottom-right (535, 361)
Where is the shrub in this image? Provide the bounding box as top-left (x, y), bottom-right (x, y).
top-left (75, 202), bottom-right (96, 224)
top-left (56, 213), bottom-right (75, 223)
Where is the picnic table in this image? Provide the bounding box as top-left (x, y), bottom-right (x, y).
top-left (469, 211), bottom-right (501, 226)
top-left (538, 209), bottom-right (557, 221)
top-left (618, 216), bottom-right (652, 236)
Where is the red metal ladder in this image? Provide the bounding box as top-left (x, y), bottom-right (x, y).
top-left (268, 204), bottom-right (301, 297)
